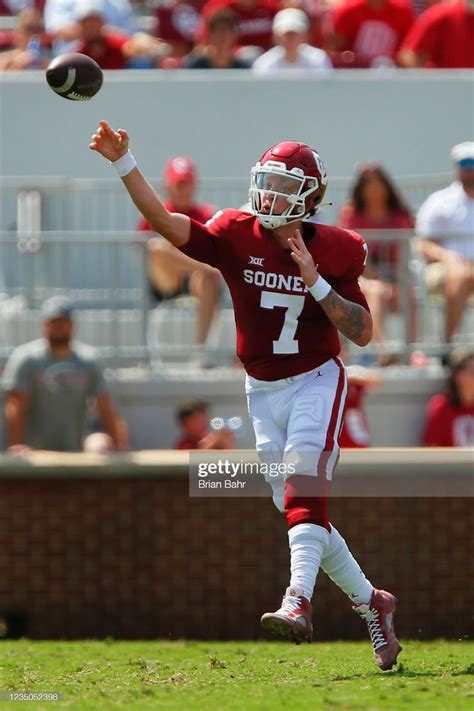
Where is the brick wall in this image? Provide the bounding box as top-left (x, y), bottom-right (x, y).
top-left (0, 476), bottom-right (472, 640)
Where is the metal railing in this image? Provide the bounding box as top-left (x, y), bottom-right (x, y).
top-left (0, 174), bottom-right (452, 232)
top-left (0, 228), bottom-right (472, 366)
top-left (0, 231), bottom-right (150, 364)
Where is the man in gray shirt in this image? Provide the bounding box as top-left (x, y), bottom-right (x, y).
top-left (3, 296), bottom-right (128, 453)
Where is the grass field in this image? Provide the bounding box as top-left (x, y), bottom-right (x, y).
top-left (0, 640), bottom-right (472, 710)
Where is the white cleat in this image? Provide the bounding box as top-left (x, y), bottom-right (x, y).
top-left (261, 586), bottom-right (313, 644)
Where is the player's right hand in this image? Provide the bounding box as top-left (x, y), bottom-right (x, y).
top-left (89, 120), bottom-right (129, 162)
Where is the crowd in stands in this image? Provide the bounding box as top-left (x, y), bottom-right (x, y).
top-left (3, 299), bottom-right (472, 449)
top-left (2, 140), bottom-right (472, 452)
top-left (137, 141), bottom-right (472, 366)
top-left (138, 156), bottom-right (221, 364)
top-left (0, 0), bottom-right (473, 70)
top-left (174, 398), bottom-right (237, 448)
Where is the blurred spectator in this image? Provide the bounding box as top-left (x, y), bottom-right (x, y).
top-left (280, 0), bottom-right (327, 49)
top-left (74, 3), bottom-right (128, 69)
top-left (338, 163), bottom-right (414, 360)
top-left (339, 364), bottom-right (382, 447)
top-left (422, 348), bottom-right (474, 446)
top-left (415, 142), bottom-right (474, 345)
top-left (410, 0), bottom-right (440, 16)
top-left (399, 0), bottom-right (474, 68)
top-left (154, 0), bottom-right (202, 60)
top-left (73, 3), bottom-right (158, 69)
top-left (0, 1), bottom-right (45, 14)
top-left (175, 398), bottom-right (236, 449)
top-left (0, 8), bottom-right (50, 70)
top-left (252, 7), bottom-right (332, 72)
top-left (329, 0), bottom-right (415, 67)
top-left (44, 0), bottom-right (135, 56)
top-left (122, 31), bottom-right (163, 68)
top-left (138, 157), bottom-right (221, 357)
top-left (198, 0), bottom-right (280, 52)
top-left (184, 8), bottom-right (251, 66)
top-left (3, 296), bottom-right (128, 454)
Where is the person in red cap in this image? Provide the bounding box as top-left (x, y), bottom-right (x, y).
top-left (137, 156), bottom-right (221, 356)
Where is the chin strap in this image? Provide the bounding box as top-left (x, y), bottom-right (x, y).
top-left (317, 201), bottom-right (334, 209)
top-left (308, 200), bottom-right (333, 218)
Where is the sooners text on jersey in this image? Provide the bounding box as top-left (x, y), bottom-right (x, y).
top-left (179, 209), bottom-right (369, 380)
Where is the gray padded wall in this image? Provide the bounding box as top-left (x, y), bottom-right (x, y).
top-left (1, 70), bottom-right (473, 180)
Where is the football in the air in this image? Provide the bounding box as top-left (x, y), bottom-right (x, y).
top-left (46, 53), bottom-right (103, 101)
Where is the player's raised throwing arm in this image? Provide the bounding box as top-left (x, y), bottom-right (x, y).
top-left (288, 230), bottom-right (373, 347)
top-left (89, 121), bottom-right (190, 247)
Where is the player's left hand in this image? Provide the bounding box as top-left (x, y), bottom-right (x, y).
top-left (288, 230), bottom-right (319, 287)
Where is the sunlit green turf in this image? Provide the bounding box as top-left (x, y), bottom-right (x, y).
top-left (0, 640), bottom-right (472, 710)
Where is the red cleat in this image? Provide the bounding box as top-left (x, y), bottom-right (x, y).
top-left (261, 586), bottom-right (313, 644)
top-left (354, 589), bottom-right (402, 670)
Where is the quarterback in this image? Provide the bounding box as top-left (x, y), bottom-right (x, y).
top-left (90, 121), bottom-right (401, 670)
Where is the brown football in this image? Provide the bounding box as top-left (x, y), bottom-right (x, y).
top-left (46, 53), bottom-right (103, 101)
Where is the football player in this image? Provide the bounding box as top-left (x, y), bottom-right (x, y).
top-left (90, 121), bottom-right (401, 670)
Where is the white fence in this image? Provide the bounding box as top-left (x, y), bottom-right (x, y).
top-left (0, 226), bottom-right (472, 366)
top-left (0, 169), bottom-right (469, 365)
top-left (0, 173), bottom-right (452, 232)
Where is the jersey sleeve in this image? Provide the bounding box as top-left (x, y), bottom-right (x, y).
top-left (331, 3), bottom-right (356, 45)
top-left (400, 7), bottom-right (438, 60)
top-left (332, 231), bottom-right (370, 311)
top-left (177, 209), bottom-right (230, 269)
top-left (2, 349), bottom-right (34, 393)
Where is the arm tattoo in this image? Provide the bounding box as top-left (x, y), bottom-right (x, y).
top-left (319, 288), bottom-right (370, 344)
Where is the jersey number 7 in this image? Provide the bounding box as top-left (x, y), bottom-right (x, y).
top-left (261, 291), bottom-right (305, 354)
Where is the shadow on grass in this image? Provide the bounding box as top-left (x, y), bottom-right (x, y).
top-left (324, 661), bottom-right (474, 682)
top-left (392, 662), bottom-right (474, 678)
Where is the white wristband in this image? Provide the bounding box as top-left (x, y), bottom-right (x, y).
top-left (308, 276), bottom-right (331, 302)
top-left (111, 150), bottom-right (137, 178)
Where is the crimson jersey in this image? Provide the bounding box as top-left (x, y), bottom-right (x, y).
top-left (138, 201), bottom-right (216, 232)
top-left (77, 34), bottom-right (128, 70)
top-left (339, 381), bottom-right (371, 448)
top-left (422, 394), bottom-right (474, 447)
top-left (331, 0), bottom-right (414, 64)
top-left (175, 434), bottom-right (200, 449)
top-left (179, 209), bottom-right (369, 380)
top-left (198, 0), bottom-right (280, 50)
top-left (400, 0), bottom-right (474, 68)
